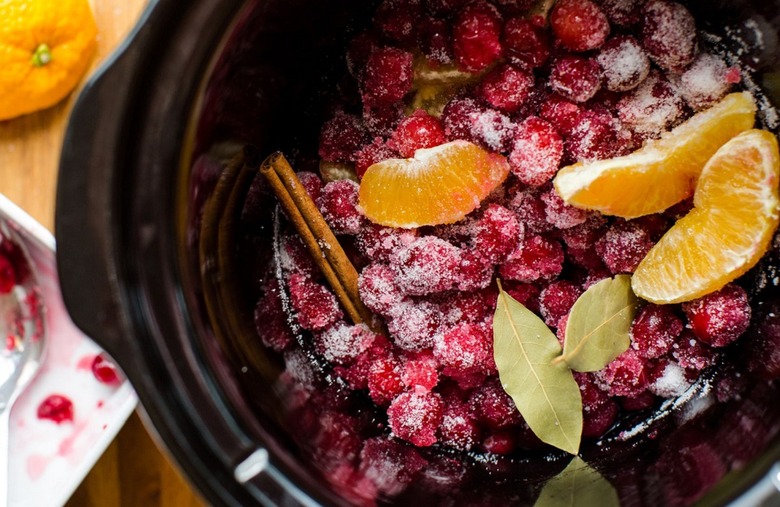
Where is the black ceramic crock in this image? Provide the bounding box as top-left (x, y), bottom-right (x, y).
top-left (56, 0), bottom-right (780, 505)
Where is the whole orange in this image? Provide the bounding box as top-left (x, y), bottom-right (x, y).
top-left (0, 0), bottom-right (97, 120)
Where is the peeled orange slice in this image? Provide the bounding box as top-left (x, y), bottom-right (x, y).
top-left (632, 129), bottom-right (780, 304)
top-left (554, 92), bottom-right (757, 218)
top-left (358, 140), bottom-right (510, 228)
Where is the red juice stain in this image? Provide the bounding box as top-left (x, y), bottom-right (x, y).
top-left (37, 394), bottom-right (74, 424)
top-left (91, 354), bottom-right (121, 385)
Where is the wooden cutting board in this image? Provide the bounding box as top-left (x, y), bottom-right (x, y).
top-left (0, 1), bottom-right (203, 505)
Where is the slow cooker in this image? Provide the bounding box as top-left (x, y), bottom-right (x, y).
top-left (55, 0), bottom-right (780, 505)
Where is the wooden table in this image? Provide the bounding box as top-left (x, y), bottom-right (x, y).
top-left (0, 1), bottom-right (203, 505)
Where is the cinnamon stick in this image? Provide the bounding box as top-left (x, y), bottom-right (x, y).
top-left (260, 152), bottom-right (380, 332)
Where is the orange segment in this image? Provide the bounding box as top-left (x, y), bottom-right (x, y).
top-left (632, 129), bottom-right (780, 304)
top-left (358, 140), bottom-right (510, 228)
top-left (553, 92), bottom-right (757, 218)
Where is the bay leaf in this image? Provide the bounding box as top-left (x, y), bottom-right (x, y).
top-left (534, 456), bottom-right (620, 507)
top-left (561, 275), bottom-right (637, 372)
top-left (493, 283), bottom-right (582, 455)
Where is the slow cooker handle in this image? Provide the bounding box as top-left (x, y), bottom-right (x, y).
top-left (55, 6), bottom-right (157, 371)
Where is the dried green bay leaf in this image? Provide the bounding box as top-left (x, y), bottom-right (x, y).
top-left (562, 275), bottom-right (637, 372)
top-left (494, 284), bottom-right (582, 455)
top-left (534, 457), bottom-right (620, 507)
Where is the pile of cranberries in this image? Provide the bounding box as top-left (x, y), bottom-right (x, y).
top-left (245, 0), bottom-right (780, 503)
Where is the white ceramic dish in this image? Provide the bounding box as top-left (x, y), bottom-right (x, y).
top-left (1, 195), bottom-right (137, 507)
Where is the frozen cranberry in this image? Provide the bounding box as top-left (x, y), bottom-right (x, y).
top-left (566, 109), bottom-right (631, 162)
top-left (441, 97), bottom-right (516, 153)
top-left (452, 2), bottom-right (503, 73)
top-left (477, 64), bottom-right (534, 113)
top-left (503, 282), bottom-right (541, 313)
top-left (368, 355), bottom-right (405, 405)
top-left (362, 47), bottom-right (414, 107)
top-left (297, 171), bottom-right (324, 202)
top-left (550, 0), bottom-right (609, 52)
top-left (583, 397), bottom-right (618, 438)
top-left (481, 430), bottom-right (517, 455)
top-left (503, 17), bottom-right (550, 69)
top-left (363, 103), bottom-right (405, 137)
top-left (279, 234), bottom-right (318, 278)
top-left (288, 273), bottom-right (343, 331)
top-left (641, 0), bottom-right (698, 73)
top-left (391, 236), bottom-right (460, 295)
top-left (595, 220), bottom-right (655, 274)
top-left (601, 0), bottom-right (645, 26)
top-left (313, 412), bottom-right (362, 468)
top-left (617, 71), bottom-right (686, 137)
top-left (540, 187), bottom-right (590, 229)
top-left (596, 349), bottom-right (649, 397)
top-left (374, 0), bottom-right (422, 46)
top-left (317, 323), bottom-right (377, 365)
top-left (648, 359), bottom-right (694, 397)
top-left (255, 279), bottom-right (295, 352)
top-left (419, 17), bottom-right (453, 64)
top-left (387, 388), bottom-right (443, 447)
top-left (631, 304), bottom-right (683, 359)
top-left (456, 250), bottom-right (495, 291)
top-left (438, 399), bottom-right (481, 451)
top-left (37, 394), bottom-right (74, 424)
top-left (319, 112), bottom-right (367, 163)
top-left (438, 287), bottom-right (496, 325)
top-left (682, 284), bottom-right (751, 348)
top-left (510, 189), bottom-right (552, 234)
top-left (356, 222), bottom-right (417, 263)
top-left (559, 214), bottom-right (607, 251)
top-left (508, 117), bottom-right (563, 187)
top-left (387, 300), bottom-right (442, 350)
top-left (91, 354), bottom-right (122, 385)
top-left (499, 234), bottom-right (564, 283)
top-left (358, 263), bottom-right (404, 315)
top-left (389, 110), bottom-right (446, 158)
top-left (596, 36), bottom-right (651, 92)
top-left (538, 280), bottom-right (582, 327)
top-left (402, 350), bottom-right (439, 390)
top-left (474, 204), bottom-right (522, 264)
top-left (434, 323), bottom-right (490, 371)
top-left (549, 55), bottom-right (602, 104)
top-left (672, 330), bottom-right (717, 372)
top-left (359, 437), bottom-right (427, 495)
top-left (318, 180), bottom-right (363, 235)
top-left (355, 137), bottom-right (398, 178)
top-left (675, 53), bottom-right (734, 110)
top-left (469, 379), bottom-right (522, 430)
top-left (539, 94), bottom-right (582, 137)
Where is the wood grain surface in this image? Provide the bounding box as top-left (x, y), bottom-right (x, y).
top-left (0, 1), bottom-right (204, 505)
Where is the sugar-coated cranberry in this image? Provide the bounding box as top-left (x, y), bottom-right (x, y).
top-left (540, 187), bottom-right (590, 229)
top-left (374, 0), bottom-right (422, 46)
top-left (477, 64), bottom-right (534, 113)
top-left (675, 53), bottom-right (734, 111)
top-left (550, 0), bottom-right (610, 52)
top-left (648, 359), bottom-right (693, 397)
top-left (363, 103), bottom-right (405, 137)
top-left (595, 220), bottom-right (655, 274)
top-left (510, 189), bottom-right (553, 234)
top-left (596, 36), bottom-right (651, 92)
top-left (356, 222), bottom-right (417, 263)
top-left (92, 354), bottom-right (122, 385)
top-left (297, 171), bottom-right (324, 202)
top-left (318, 180), bottom-right (363, 235)
top-left (279, 233), bottom-right (318, 278)
top-left (641, 0), bottom-right (698, 73)
top-left (313, 411), bottom-right (363, 468)
top-left (419, 17), bottom-right (454, 64)
top-left (747, 308), bottom-right (780, 379)
top-left (288, 273), bottom-right (343, 331)
top-left (438, 399), bottom-right (481, 451)
top-left (601, 0), bottom-right (645, 26)
top-left (386, 300), bottom-right (442, 350)
top-left (474, 204), bottom-right (523, 263)
top-left (359, 263), bottom-right (405, 315)
top-left (319, 112), bottom-right (367, 163)
top-left (538, 280), bottom-right (582, 327)
top-left (630, 304), bottom-right (683, 359)
top-left (255, 279), bottom-right (295, 352)
top-left (368, 355), bottom-right (405, 405)
top-left (316, 323), bottom-right (377, 365)
top-left (438, 287), bottom-right (496, 326)
top-left (499, 234), bottom-right (564, 283)
top-left (355, 137), bottom-right (398, 178)
top-left (596, 349), bottom-right (649, 397)
top-left (388, 388), bottom-right (444, 447)
top-left (456, 250), bottom-right (495, 291)
top-left (442, 365), bottom-right (488, 390)
top-left (362, 47), bottom-right (414, 107)
top-left (389, 110), bottom-right (447, 158)
top-left (503, 17), bottom-right (550, 69)
top-left (442, 97), bottom-right (516, 152)
top-left (402, 350), bottom-right (439, 390)
top-left (359, 437), bottom-right (427, 495)
top-left (567, 108), bottom-right (634, 163)
top-left (434, 323), bottom-right (490, 371)
top-left (583, 397), bottom-right (618, 438)
top-left (37, 394), bottom-right (74, 424)
top-left (469, 379), bottom-right (522, 430)
top-left (671, 330), bottom-right (717, 372)
top-left (509, 117), bottom-right (563, 187)
top-left (481, 430), bottom-right (517, 455)
top-left (549, 55), bottom-right (602, 104)
top-left (558, 214), bottom-right (607, 251)
top-left (503, 282), bottom-right (541, 313)
top-left (452, 2), bottom-right (503, 73)
top-left (617, 71), bottom-right (686, 137)
top-left (682, 284), bottom-right (751, 348)
top-left (539, 94), bottom-right (583, 137)
top-left (390, 236), bottom-right (461, 295)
